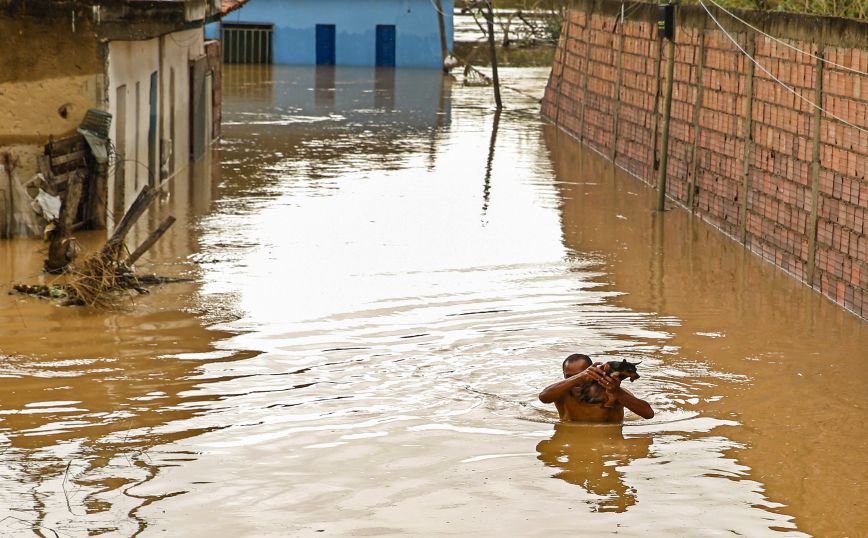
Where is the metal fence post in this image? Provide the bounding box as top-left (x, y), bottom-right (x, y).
top-left (656, 1), bottom-right (676, 212)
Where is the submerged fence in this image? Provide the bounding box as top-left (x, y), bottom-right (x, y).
top-left (542, 0), bottom-right (868, 319)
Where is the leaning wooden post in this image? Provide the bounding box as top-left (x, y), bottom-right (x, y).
top-left (738, 36), bottom-right (757, 244)
top-left (656, 0), bottom-right (677, 212)
top-left (102, 185), bottom-right (159, 257)
top-left (484, 0), bottom-right (503, 110)
top-left (806, 43), bottom-right (826, 285)
top-left (126, 216), bottom-right (176, 266)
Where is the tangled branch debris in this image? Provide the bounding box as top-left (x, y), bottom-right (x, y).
top-left (13, 185), bottom-right (187, 308)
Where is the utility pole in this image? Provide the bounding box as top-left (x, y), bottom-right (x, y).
top-left (484, 0), bottom-right (503, 109)
top-left (434, 0), bottom-right (448, 67)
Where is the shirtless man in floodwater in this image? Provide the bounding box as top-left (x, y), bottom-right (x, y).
top-left (539, 353), bottom-right (654, 422)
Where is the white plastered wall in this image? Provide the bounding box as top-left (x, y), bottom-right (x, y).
top-left (106, 28), bottom-right (204, 227)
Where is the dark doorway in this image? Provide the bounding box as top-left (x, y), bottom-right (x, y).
top-left (376, 25), bottom-right (396, 67)
top-left (114, 85), bottom-right (126, 220)
top-left (148, 71), bottom-right (158, 186)
top-left (190, 56), bottom-right (208, 161)
top-left (316, 24), bottom-right (336, 66)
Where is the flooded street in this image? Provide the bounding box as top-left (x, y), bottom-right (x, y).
top-left (1, 64), bottom-right (866, 537)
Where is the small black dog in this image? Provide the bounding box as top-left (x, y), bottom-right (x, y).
top-left (576, 359), bottom-right (641, 408)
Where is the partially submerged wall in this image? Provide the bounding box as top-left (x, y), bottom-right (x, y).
top-left (106, 27), bottom-right (207, 226)
top-left (0, 15), bottom-right (102, 237)
top-left (542, 0), bottom-right (868, 319)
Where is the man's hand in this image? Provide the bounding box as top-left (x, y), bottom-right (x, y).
top-left (577, 364), bottom-right (607, 385)
top-left (598, 372), bottom-right (621, 394)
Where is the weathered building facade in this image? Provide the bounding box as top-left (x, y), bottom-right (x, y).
top-left (0, 0), bottom-right (233, 238)
top-left (212, 0), bottom-right (455, 68)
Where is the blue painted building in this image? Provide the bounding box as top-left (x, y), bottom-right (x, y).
top-left (211, 0), bottom-right (454, 68)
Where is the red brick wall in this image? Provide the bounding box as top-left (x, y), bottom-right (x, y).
top-left (542, 2), bottom-right (868, 319)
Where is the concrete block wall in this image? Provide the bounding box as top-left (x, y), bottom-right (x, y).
top-left (542, 0), bottom-right (868, 318)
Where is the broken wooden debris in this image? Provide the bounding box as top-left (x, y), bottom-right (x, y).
top-left (127, 216), bottom-right (176, 266)
top-left (103, 185), bottom-right (160, 257)
top-left (13, 270), bottom-right (193, 307)
top-left (45, 173), bottom-right (84, 273)
top-left (14, 185), bottom-right (183, 308)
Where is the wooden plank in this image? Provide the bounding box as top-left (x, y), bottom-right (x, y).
top-left (127, 216), bottom-right (176, 265)
top-left (102, 185), bottom-right (160, 257)
top-left (36, 155), bottom-right (54, 180)
top-left (51, 150), bottom-right (87, 169)
top-left (52, 168), bottom-right (88, 192)
top-left (52, 159), bottom-right (88, 176)
top-left (36, 155), bottom-right (59, 195)
top-left (48, 134), bottom-right (86, 156)
top-left (45, 173), bottom-right (83, 272)
top-left (89, 162), bottom-right (107, 229)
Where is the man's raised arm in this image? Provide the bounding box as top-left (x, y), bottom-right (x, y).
top-left (538, 367), bottom-right (606, 404)
top-left (614, 388), bottom-right (654, 419)
top-left (598, 374), bottom-right (654, 419)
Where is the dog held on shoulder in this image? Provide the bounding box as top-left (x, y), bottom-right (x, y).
top-left (539, 353), bottom-right (654, 423)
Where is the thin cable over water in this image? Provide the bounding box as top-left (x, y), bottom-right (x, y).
top-left (699, 0), bottom-right (868, 135)
top-left (706, 0), bottom-right (868, 77)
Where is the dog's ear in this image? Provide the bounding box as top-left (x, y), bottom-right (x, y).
top-left (635, 361), bottom-right (642, 366)
top-left (620, 359), bottom-right (628, 365)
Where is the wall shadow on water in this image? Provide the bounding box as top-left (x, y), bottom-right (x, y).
top-left (543, 123), bottom-right (868, 537)
top-left (537, 423), bottom-right (652, 513)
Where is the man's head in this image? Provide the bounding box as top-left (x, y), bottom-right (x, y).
top-left (562, 353), bottom-right (592, 378)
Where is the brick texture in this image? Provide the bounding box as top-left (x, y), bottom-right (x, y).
top-left (543, 5), bottom-right (868, 319)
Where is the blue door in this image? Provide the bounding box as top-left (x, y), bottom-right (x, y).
top-left (376, 25), bottom-right (396, 67)
top-left (316, 24), bottom-right (336, 66)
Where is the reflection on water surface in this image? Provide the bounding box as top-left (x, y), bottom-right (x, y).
top-left (0, 64), bottom-right (864, 537)
top-left (537, 423), bottom-right (652, 513)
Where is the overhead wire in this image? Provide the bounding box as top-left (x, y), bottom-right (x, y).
top-left (706, 0), bottom-right (868, 77)
top-left (698, 0), bottom-right (868, 135)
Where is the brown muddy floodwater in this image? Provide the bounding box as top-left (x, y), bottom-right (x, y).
top-left (0, 65), bottom-right (866, 538)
